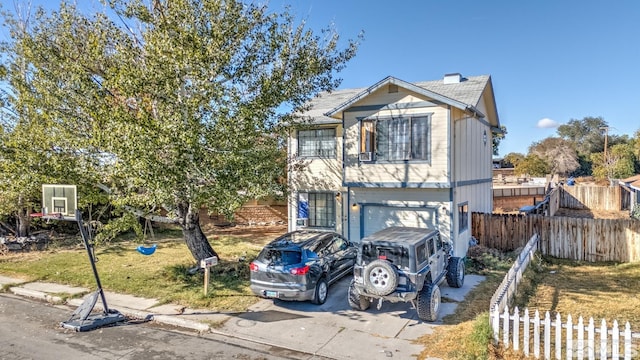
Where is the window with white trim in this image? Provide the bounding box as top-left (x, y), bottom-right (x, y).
top-left (359, 115), bottom-right (431, 161)
top-left (298, 128), bottom-right (336, 158)
top-left (308, 192), bottom-right (335, 228)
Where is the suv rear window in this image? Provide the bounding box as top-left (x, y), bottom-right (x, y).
top-left (361, 244), bottom-right (409, 269)
top-left (257, 249), bottom-right (302, 266)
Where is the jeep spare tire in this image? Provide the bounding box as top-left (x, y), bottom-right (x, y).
top-left (363, 259), bottom-right (398, 296)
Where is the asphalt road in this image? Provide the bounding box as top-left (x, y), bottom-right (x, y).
top-left (0, 294), bottom-right (327, 360)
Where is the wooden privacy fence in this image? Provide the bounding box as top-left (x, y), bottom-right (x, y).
top-left (561, 185), bottom-right (622, 211)
top-left (491, 307), bottom-right (639, 359)
top-left (472, 213), bottom-right (640, 262)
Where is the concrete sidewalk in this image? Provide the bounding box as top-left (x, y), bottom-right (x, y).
top-left (0, 274), bottom-right (485, 359)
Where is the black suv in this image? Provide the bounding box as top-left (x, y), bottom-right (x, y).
top-left (250, 230), bottom-right (357, 305)
top-left (348, 226), bottom-right (465, 322)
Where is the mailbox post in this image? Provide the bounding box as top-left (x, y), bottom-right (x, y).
top-left (200, 256), bottom-right (218, 295)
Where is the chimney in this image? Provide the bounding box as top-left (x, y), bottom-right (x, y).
top-left (443, 73), bottom-right (462, 84)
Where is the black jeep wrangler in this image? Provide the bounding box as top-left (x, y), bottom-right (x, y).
top-left (348, 226), bottom-right (465, 322)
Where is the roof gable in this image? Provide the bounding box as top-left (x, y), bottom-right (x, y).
top-left (305, 74), bottom-right (500, 129)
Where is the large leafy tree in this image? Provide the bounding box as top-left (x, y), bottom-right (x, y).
top-left (556, 116), bottom-right (608, 156)
top-left (0, 5), bottom-right (100, 237)
top-left (2, 0), bottom-right (358, 261)
top-left (529, 137), bottom-right (579, 177)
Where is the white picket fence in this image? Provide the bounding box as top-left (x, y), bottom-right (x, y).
top-left (489, 233), bottom-right (539, 314)
top-left (491, 307), bottom-right (640, 359)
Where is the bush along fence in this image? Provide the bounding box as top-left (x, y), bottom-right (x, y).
top-left (472, 213), bottom-right (640, 262)
top-left (491, 307), bottom-right (639, 360)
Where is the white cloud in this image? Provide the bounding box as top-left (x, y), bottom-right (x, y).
top-left (537, 118), bottom-right (559, 129)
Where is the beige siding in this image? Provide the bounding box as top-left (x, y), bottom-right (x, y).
top-left (287, 125), bottom-right (345, 233)
top-left (342, 86), bottom-right (450, 184)
top-left (453, 182), bottom-right (493, 257)
top-left (452, 108), bottom-right (493, 182)
top-left (289, 125), bottom-right (343, 191)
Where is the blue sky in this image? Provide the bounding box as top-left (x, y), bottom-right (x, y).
top-left (3, 0), bottom-right (639, 157)
top-left (269, 0), bottom-right (640, 157)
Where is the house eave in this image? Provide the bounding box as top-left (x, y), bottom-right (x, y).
top-left (324, 76), bottom-right (485, 119)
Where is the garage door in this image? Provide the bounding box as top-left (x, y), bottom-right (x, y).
top-left (362, 205), bottom-right (438, 238)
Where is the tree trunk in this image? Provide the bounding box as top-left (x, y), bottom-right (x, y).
top-left (16, 212), bottom-right (30, 237)
top-left (176, 201), bottom-right (218, 262)
top-left (16, 195), bottom-right (30, 237)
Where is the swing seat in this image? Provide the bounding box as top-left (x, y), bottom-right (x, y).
top-left (136, 244), bottom-right (157, 256)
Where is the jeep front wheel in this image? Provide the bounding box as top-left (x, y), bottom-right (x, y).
top-left (446, 257), bottom-right (465, 288)
top-left (363, 259), bottom-right (398, 296)
top-left (416, 283), bottom-right (440, 322)
top-left (348, 279), bottom-right (370, 310)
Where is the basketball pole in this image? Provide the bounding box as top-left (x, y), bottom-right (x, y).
top-left (59, 209), bottom-right (125, 331)
top-left (76, 209), bottom-right (110, 314)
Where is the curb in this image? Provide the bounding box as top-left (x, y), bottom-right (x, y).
top-left (10, 287), bottom-right (211, 334)
top-left (9, 286), bottom-right (63, 304)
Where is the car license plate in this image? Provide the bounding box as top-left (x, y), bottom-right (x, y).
top-left (265, 290), bottom-right (278, 298)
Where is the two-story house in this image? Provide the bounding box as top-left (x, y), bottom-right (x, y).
top-left (288, 73), bottom-right (501, 257)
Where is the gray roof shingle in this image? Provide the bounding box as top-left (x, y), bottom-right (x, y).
top-left (304, 75), bottom-right (491, 123)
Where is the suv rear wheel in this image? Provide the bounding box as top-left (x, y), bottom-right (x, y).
top-left (416, 283), bottom-right (440, 322)
top-left (446, 257), bottom-right (465, 288)
top-left (363, 259), bottom-right (398, 296)
top-left (348, 279), bottom-right (370, 310)
top-left (312, 277), bottom-right (328, 305)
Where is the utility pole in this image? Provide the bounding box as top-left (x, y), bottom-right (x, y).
top-left (600, 126), bottom-right (609, 160)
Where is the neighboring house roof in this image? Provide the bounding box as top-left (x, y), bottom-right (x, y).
top-left (307, 74), bottom-right (500, 131)
top-left (620, 174), bottom-right (640, 191)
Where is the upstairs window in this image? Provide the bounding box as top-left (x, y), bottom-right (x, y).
top-left (298, 128), bottom-right (336, 158)
top-left (359, 115), bottom-right (431, 161)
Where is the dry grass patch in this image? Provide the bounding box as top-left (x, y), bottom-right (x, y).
top-left (520, 257), bottom-right (640, 329)
top-left (414, 246), bottom-right (516, 359)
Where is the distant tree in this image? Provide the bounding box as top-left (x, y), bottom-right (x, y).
top-left (591, 143), bottom-right (636, 182)
top-left (514, 154), bottom-right (549, 177)
top-left (503, 152), bottom-right (524, 168)
top-left (492, 125), bottom-right (507, 156)
top-left (557, 116), bottom-right (608, 156)
top-left (528, 137), bottom-right (579, 176)
top-left (633, 129), bottom-right (640, 172)
top-left (1, 0), bottom-right (359, 261)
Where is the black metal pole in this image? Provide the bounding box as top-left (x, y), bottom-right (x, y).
top-left (76, 209), bottom-right (110, 314)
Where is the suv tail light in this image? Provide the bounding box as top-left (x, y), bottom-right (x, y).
top-left (249, 262), bottom-right (259, 272)
top-left (290, 265), bottom-right (310, 275)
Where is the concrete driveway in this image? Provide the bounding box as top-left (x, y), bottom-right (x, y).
top-left (216, 274), bottom-right (485, 360)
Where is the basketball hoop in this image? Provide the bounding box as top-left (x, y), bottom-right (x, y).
top-left (30, 212), bottom-right (64, 223)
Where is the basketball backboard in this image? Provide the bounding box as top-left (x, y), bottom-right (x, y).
top-left (42, 184), bottom-right (77, 220)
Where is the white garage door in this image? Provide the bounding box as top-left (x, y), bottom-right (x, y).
top-left (362, 205), bottom-right (437, 238)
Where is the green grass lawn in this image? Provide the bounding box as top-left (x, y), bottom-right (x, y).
top-left (0, 226), bottom-right (282, 311)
